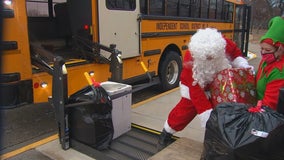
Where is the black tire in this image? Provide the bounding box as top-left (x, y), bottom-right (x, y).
top-left (159, 51), bottom-right (182, 91)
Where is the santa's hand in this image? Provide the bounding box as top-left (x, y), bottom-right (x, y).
top-left (232, 56), bottom-right (253, 69)
top-left (232, 56), bottom-right (255, 74)
top-left (249, 66), bottom-right (255, 75)
top-left (197, 109), bottom-right (213, 128)
top-left (245, 65), bottom-right (255, 75)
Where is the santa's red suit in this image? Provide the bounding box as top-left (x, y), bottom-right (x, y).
top-left (163, 29), bottom-right (252, 134)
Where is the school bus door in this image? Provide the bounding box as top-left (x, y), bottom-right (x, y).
top-left (97, 0), bottom-right (140, 59)
top-left (234, 4), bottom-right (251, 57)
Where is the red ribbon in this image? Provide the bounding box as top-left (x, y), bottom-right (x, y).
top-left (248, 100), bottom-right (264, 113)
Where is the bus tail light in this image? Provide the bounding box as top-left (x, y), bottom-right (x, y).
top-left (33, 82), bottom-right (48, 89)
top-left (40, 82), bottom-right (48, 88)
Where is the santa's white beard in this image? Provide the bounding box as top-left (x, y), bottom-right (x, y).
top-left (192, 57), bottom-right (231, 88)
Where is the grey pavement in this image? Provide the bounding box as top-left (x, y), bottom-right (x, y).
top-left (247, 42), bottom-right (261, 70)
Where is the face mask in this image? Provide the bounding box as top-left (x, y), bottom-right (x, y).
top-left (261, 51), bottom-right (276, 64)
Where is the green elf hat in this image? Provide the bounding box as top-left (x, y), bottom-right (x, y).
top-left (260, 16), bottom-right (284, 47)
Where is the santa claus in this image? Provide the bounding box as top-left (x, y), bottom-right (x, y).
top-left (157, 28), bottom-right (253, 150)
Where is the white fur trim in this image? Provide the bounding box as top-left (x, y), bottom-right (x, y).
top-left (197, 109), bottom-right (213, 128)
top-left (180, 82), bottom-right (211, 100)
top-left (164, 120), bottom-right (176, 134)
top-left (180, 82), bottom-right (190, 99)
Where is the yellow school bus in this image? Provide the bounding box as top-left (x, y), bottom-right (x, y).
top-left (1, 0), bottom-right (251, 108)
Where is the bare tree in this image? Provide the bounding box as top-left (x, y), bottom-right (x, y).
top-left (267, 0), bottom-right (284, 15)
top-left (244, 0), bottom-right (282, 31)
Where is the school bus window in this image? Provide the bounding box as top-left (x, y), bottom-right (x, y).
top-left (140, 0), bottom-right (147, 14)
top-left (229, 3), bottom-right (234, 21)
top-left (27, 1), bottom-right (49, 17)
top-left (223, 2), bottom-right (233, 21)
top-left (200, 0), bottom-right (209, 18)
top-left (149, 0), bottom-right (164, 16)
top-left (191, 0), bottom-right (201, 18)
top-left (209, 0), bottom-right (217, 19)
top-left (26, 0), bottom-right (66, 17)
top-left (179, 0), bottom-right (190, 17)
top-left (166, 0), bottom-right (178, 16)
top-left (216, 0), bottom-right (223, 20)
top-left (106, 0), bottom-right (136, 11)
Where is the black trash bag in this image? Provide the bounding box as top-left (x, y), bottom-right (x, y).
top-left (260, 124), bottom-right (284, 159)
top-left (68, 85), bottom-right (113, 150)
top-left (201, 102), bottom-right (284, 160)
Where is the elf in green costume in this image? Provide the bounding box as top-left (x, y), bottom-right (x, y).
top-left (256, 15), bottom-right (284, 110)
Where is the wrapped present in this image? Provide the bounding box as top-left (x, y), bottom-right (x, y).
top-left (210, 68), bottom-right (256, 106)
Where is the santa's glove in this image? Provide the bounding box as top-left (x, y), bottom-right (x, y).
top-left (231, 56), bottom-right (255, 74)
top-left (197, 109), bottom-right (213, 128)
top-left (246, 65), bottom-right (255, 75)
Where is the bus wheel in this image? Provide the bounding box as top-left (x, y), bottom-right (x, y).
top-left (159, 52), bottom-right (182, 91)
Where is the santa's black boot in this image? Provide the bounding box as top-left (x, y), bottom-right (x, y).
top-left (157, 129), bottom-right (173, 151)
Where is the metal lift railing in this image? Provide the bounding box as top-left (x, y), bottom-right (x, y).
top-left (51, 56), bottom-right (70, 150)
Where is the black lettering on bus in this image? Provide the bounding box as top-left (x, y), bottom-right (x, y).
top-left (191, 23), bottom-right (209, 29)
top-left (180, 23), bottom-right (189, 29)
top-left (156, 23), bottom-right (177, 30)
top-left (191, 23), bottom-right (201, 29)
top-left (202, 24), bottom-right (209, 28)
